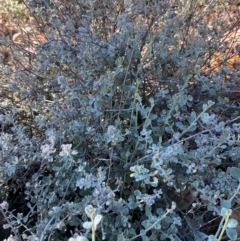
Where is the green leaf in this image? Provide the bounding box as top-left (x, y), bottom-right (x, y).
top-left (83, 221), bottom-right (92, 230)
top-left (175, 121), bottom-right (186, 131)
top-left (121, 208), bottom-right (129, 216)
top-left (188, 111), bottom-right (196, 124)
top-left (141, 236), bottom-right (148, 241)
top-left (149, 97), bottom-right (154, 106)
top-left (226, 228), bottom-right (238, 240)
top-left (141, 220), bottom-right (150, 229)
top-left (145, 205), bottom-right (152, 217)
top-left (207, 235), bottom-right (217, 241)
top-left (149, 114), bottom-right (157, 120)
top-left (165, 126), bottom-right (174, 134)
top-left (23, 215), bottom-right (28, 224)
top-left (93, 214), bottom-right (102, 230)
top-left (140, 229), bottom-right (146, 235)
top-left (221, 200), bottom-right (233, 210)
top-left (188, 123), bottom-right (197, 132)
top-left (164, 216), bottom-right (173, 224)
top-left (134, 190), bottom-right (141, 197)
top-left (227, 219), bottom-right (238, 228)
top-left (202, 104), bottom-right (208, 111)
top-left (230, 167), bottom-right (240, 179)
top-left (128, 201), bottom-right (138, 209)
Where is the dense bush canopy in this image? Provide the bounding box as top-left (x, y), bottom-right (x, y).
top-left (1, 0), bottom-right (240, 240)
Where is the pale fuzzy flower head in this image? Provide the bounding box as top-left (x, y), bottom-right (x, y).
top-left (41, 144), bottom-right (50, 157)
top-left (0, 133), bottom-right (12, 151)
top-left (107, 125), bottom-right (116, 136)
top-left (48, 135), bottom-right (56, 147)
top-left (0, 201), bottom-right (9, 210)
top-left (68, 233), bottom-right (89, 241)
top-left (61, 144), bottom-right (72, 155)
top-left (4, 235), bottom-right (18, 241)
top-left (85, 205), bottom-right (95, 218)
top-left (106, 125), bottom-right (124, 145)
top-left (60, 144), bottom-right (78, 156)
top-left (41, 143), bottom-right (56, 160)
top-left (76, 178), bottom-right (85, 189)
top-left (144, 195), bottom-right (155, 206)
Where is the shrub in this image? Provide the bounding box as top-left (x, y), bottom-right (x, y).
top-left (1, 0), bottom-right (240, 240)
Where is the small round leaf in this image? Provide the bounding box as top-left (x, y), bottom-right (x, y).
top-left (227, 219), bottom-right (238, 228)
top-left (207, 235), bottom-right (217, 241)
top-left (226, 228), bottom-right (238, 240)
top-left (93, 214), bottom-right (102, 230)
top-left (83, 221), bottom-right (92, 230)
top-left (230, 167), bottom-right (240, 179)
